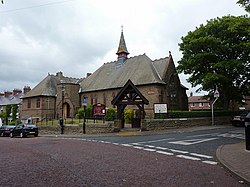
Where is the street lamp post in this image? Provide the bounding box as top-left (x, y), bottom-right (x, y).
top-left (211, 87), bottom-right (220, 126)
top-left (83, 97), bottom-right (87, 134)
top-left (60, 80), bottom-right (65, 134)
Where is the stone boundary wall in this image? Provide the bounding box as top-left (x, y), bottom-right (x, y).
top-left (39, 122), bottom-right (114, 135)
top-left (38, 116), bottom-right (231, 134)
top-left (145, 116), bottom-right (231, 131)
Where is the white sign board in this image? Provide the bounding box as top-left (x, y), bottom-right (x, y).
top-left (154, 103), bottom-right (168, 114)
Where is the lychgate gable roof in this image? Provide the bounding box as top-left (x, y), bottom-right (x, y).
top-left (111, 79), bottom-right (149, 105)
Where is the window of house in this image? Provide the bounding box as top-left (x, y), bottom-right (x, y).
top-left (191, 103), bottom-right (195, 107)
top-left (199, 102), bottom-right (204, 107)
top-left (27, 99), bottom-right (31, 108)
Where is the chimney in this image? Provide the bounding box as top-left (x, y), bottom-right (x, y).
top-left (190, 92), bottom-right (193, 97)
top-left (23, 86), bottom-right (31, 94)
top-left (4, 91), bottom-right (12, 97)
top-left (13, 88), bottom-right (22, 95)
top-left (56, 72), bottom-right (63, 80)
top-left (87, 73), bottom-right (92, 78)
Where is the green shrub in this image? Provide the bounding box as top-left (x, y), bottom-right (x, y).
top-left (76, 108), bottom-right (84, 119)
top-left (105, 108), bottom-right (116, 121)
top-left (154, 110), bottom-right (235, 119)
top-left (124, 109), bottom-right (134, 123)
top-left (86, 104), bottom-right (93, 118)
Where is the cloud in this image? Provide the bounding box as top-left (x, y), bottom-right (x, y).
top-left (0, 0), bottom-right (246, 95)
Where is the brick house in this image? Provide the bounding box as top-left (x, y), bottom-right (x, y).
top-left (21, 31), bottom-right (188, 121)
top-left (188, 92), bottom-right (211, 111)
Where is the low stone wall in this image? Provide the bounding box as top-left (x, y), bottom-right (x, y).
top-left (39, 122), bottom-right (114, 135)
top-left (38, 117), bottom-right (231, 134)
top-left (145, 116), bottom-right (231, 131)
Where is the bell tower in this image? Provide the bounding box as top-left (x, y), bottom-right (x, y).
top-left (116, 26), bottom-right (129, 63)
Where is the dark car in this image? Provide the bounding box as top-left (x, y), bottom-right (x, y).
top-left (231, 112), bottom-right (248, 127)
top-left (10, 124), bottom-right (38, 138)
top-left (0, 125), bottom-right (15, 137)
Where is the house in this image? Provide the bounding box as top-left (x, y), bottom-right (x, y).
top-left (0, 87), bottom-right (30, 124)
top-left (188, 92), bottom-right (211, 111)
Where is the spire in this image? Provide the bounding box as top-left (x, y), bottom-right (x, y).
top-left (116, 26), bottom-right (129, 63)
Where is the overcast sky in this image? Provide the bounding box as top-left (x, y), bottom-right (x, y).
top-left (0, 0), bottom-right (246, 95)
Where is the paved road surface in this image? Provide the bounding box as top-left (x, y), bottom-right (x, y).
top-left (0, 128), bottom-right (245, 187)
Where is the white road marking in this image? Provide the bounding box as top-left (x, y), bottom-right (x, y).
top-left (133, 146), bottom-right (144, 149)
top-left (176, 155), bottom-right (201, 161)
top-left (155, 147), bottom-right (168, 150)
top-left (202, 161), bottom-right (218, 165)
top-left (169, 137), bottom-right (218, 145)
top-left (131, 138), bottom-right (175, 144)
top-left (156, 151), bottom-right (174, 155)
top-left (217, 133), bottom-right (245, 139)
top-left (61, 138), bottom-right (218, 165)
top-left (187, 133), bottom-right (220, 138)
top-left (121, 144), bottom-right (133, 147)
top-left (145, 145), bottom-right (155, 148)
top-left (131, 143), bottom-right (140, 145)
top-left (170, 149), bottom-right (189, 154)
top-left (190, 153), bottom-right (213, 159)
top-left (143, 148), bottom-right (156, 152)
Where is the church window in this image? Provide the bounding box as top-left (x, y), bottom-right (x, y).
top-left (103, 94), bottom-right (106, 106)
top-left (27, 99), bottom-right (31, 108)
top-left (90, 94), bottom-right (93, 105)
top-left (36, 98), bottom-right (41, 108)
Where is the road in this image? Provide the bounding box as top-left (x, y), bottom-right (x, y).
top-left (0, 126), bottom-right (246, 186)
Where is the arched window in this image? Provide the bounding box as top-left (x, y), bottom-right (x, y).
top-left (90, 94), bottom-right (93, 105)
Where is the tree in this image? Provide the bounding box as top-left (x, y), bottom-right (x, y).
top-left (177, 15), bottom-right (250, 110)
top-left (237, 0), bottom-right (250, 13)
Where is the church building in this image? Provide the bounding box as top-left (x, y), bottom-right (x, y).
top-left (21, 31), bottom-right (188, 122)
top-left (79, 31), bottom-right (188, 117)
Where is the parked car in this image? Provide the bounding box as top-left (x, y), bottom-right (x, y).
top-left (231, 112), bottom-right (248, 127)
top-left (0, 125), bottom-right (15, 137)
top-left (10, 124), bottom-right (38, 138)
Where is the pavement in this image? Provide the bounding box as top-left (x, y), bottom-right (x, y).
top-left (216, 141), bottom-right (250, 185)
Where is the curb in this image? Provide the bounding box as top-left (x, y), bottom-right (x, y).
top-left (216, 144), bottom-right (250, 185)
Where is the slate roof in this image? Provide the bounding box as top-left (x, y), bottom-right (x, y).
top-left (0, 94), bottom-right (23, 106)
top-left (22, 74), bottom-right (81, 98)
top-left (152, 57), bottom-right (170, 79)
top-left (79, 54), bottom-right (167, 93)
